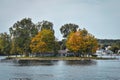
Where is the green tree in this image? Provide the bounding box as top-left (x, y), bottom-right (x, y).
top-left (110, 42), bottom-right (120, 53)
top-left (60, 23), bottom-right (79, 38)
top-left (0, 33), bottom-right (11, 56)
top-left (9, 18), bottom-right (38, 56)
top-left (36, 20), bottom-right (54, 32)
top-left (53, 40), bottom-right (60, 56)
top-left (60, 39), bottom-right (67, 50)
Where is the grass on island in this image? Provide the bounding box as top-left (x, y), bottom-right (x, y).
top-left (6, 56), bottom-right (117, 61)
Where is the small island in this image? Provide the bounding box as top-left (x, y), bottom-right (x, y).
top-left (0, 18), bottom-right (120, 62)
top-left (0, 1), bottom-right (120, 80)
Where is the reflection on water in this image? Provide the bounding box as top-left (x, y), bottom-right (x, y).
top-left (65, 60), bottom-right (97, 65)
top-left (17, 60), bottom-right (58, 66)
top-left (16, 60), bottom-right (96, 66)
top-left (1, 56), bottom-right (120, 80)
top-left (9, 78), bottom-right (31, 80)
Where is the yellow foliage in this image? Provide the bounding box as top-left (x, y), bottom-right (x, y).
top-left (66, 29), bottom-right (98, 54)
top-left (30, 29), bottom-right (55, 53)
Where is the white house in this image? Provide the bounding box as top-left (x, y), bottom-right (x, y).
top-left (118, 50), bottom-right (120, 54)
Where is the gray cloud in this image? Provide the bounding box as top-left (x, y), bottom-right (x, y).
top-left (0, 0), bottom-right (120, 40)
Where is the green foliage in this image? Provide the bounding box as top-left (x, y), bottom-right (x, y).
top-left (60, 23), bottom-right (79, 38)
top-left (59, 39), bottom-right (67, 50)
top-left (9, 18), bottom-right (38, 56)
top-left (98, 39), bottom-right (120, 46)
top-left (0, 17), bottom-right (107, 57)
top-left (98, 39), bottom-right (120, 53)
top-left (0, 33), bottom-right (11, 55)
top-left (36, 20), bottom-right (54, 32)
top-left (110, 42), bottom-right (120, 53)
top-left (53, 41), bottom-right (60, 54)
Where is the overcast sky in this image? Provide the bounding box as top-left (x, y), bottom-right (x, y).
top-left (0, 0), bottom-right (120, 40)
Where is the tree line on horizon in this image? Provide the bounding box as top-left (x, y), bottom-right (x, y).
top-left (1, 17), bottom-right (118, 57)
top-left (98, 39), bottom-right (120, 53)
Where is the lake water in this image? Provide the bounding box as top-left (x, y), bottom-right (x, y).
top-left (0, 56), bottom-right (120, 80)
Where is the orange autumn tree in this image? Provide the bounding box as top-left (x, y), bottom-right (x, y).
top-left (66, 29), bottom-right (98, 57)
top-left (85, 34), bottom-right (98, 54)
top-left (30, 29), bottom-right (55, 55)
